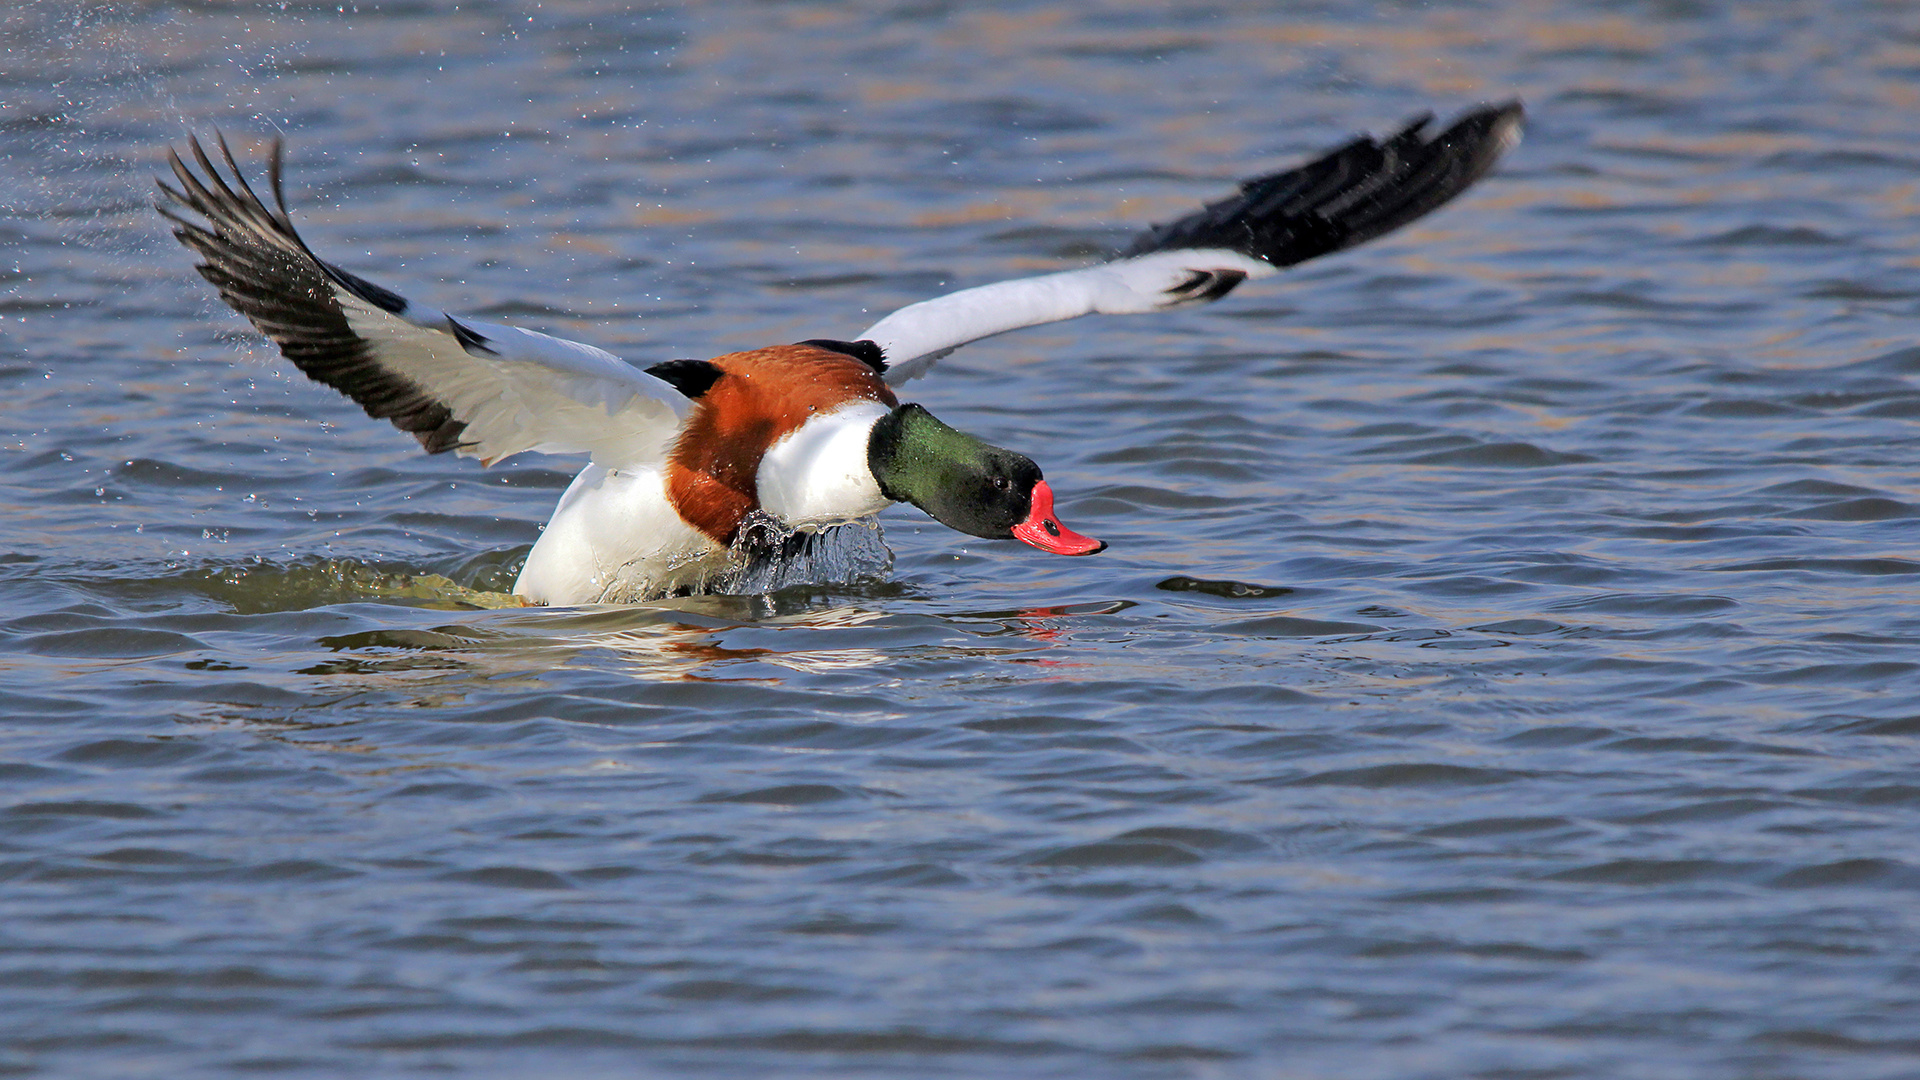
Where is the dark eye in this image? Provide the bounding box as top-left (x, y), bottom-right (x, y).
top-left (992, 476), bottom-right (1011, 491)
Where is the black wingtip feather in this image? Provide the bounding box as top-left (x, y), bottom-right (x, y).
top-left (1121, 100), bottom-right (1523, 267)
top-left (797, 338), bottom-right (888, 374)
top-left (157, 134), bottom-right (467, 454)
top-left (446, 316), bottom-right (497, 356)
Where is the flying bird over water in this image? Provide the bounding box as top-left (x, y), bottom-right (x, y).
top-left (157, 101), bottom-right (1522, 605)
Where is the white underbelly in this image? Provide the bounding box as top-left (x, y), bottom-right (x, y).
top-left (513, 463), bottom-right (726, 605)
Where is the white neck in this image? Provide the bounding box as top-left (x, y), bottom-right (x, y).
top-left (756, 400), bottom-right (894, 529)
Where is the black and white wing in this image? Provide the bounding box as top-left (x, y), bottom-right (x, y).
top-left (157, 136), bottom-right (688, 468)
top-left (859, 101), bottom-right (1524, 384)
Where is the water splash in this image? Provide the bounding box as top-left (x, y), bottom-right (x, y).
top-left (135, 519), bottom-right (894, 612)
top-left (720, 513), bottom-right (894, 597)
top-left (177, 554), bottom-right (526, 613)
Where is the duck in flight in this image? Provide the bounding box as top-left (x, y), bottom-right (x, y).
top-left (157, 102), bottom-right (1522, 606)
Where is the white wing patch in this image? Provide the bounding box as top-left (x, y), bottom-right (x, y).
top-left (860, 249), bottom-right (1276, 384)
top-left (338, 298), bottom-right (689, 468)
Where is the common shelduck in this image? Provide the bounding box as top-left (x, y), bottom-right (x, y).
top-left (157, 102), bottom-right (1522, 605)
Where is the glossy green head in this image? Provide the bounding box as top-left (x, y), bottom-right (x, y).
top-left (866, 403), bottom-right (1105, 555)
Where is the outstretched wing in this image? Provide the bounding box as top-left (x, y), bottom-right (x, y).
top-left (157, 135), bottom-right (689, 468)
top-left (859, 101), bottom-right (1524, 384)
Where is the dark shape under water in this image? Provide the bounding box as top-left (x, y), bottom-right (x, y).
top-left (1155, 575), bottom-right (1294, 599)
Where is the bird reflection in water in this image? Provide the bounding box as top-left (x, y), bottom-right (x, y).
top-left (292, 594), bottom-right (1135, 694)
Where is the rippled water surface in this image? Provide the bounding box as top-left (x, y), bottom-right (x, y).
top-left (6, 1), bottom-right (1920, 1076)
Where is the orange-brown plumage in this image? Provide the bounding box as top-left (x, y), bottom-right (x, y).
top-left (664, 344), bottom-right (898, 545)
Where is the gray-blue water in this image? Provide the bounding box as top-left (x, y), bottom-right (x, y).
top-left (5, 2), bottom-right (1920, 1077)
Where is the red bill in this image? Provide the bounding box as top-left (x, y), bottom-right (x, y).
top-left (1010, 480), bottom-right (1106, 556)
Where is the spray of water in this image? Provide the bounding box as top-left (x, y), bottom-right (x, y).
top-left (722, 513), bottom-right (894, 597)
top-left (589, 513), bottom-right (896, 604)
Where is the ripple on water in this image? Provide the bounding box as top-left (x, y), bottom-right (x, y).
top-left (7, 2), bottom-right (1920, 1078)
